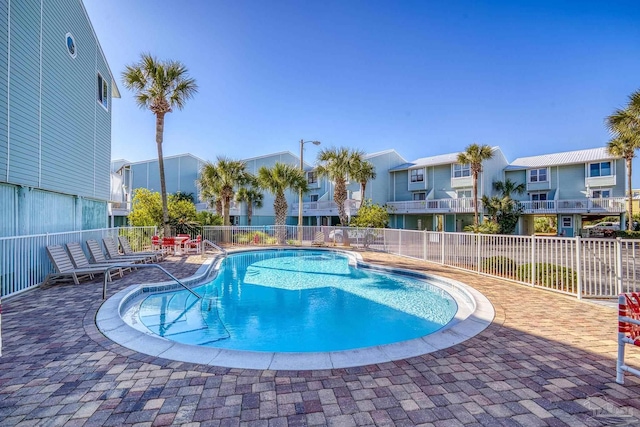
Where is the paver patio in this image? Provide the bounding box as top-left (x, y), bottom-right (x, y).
top-left (1, 249), bottom-right (639, 426)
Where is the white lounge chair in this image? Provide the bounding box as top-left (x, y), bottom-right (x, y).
top-left (44, 245), bottom-right (118, 285)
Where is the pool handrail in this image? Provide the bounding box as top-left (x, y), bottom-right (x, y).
top-left (101, 264), bottom-right (202, 300)
top-left (202, 239), bottom-right (227, 256)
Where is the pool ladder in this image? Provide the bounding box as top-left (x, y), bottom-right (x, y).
top-left (101, 264), bottom-right (202, 300)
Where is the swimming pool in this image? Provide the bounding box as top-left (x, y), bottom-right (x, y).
top-left (137, 250), bottom-right (458, 352)
top-left (100, 248), bottom-right (494, 369)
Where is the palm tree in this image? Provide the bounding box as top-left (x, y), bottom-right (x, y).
top-left (257, 162), bottom-right (307, 243)
top-left (235, 185), bottom-right (263, 226)
top-left (457, 144), bottom-right (494, 227)
top-left (351, 159), bottom-right (376, 208)
top-left (197, 157), bottom-right (251, 226)
top-left (122, 53), bottom-right (198, 237)
top-left (493, 179), bottom-right (525, 198)
top-left (607, 90), bottom-right (640, 231)
top-left (197, 162), bottom-right (223, 215)
top-left (316, 147), bottom-right (364, 226)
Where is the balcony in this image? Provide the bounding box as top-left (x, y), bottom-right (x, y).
top-left (386, 198), bottom-right (480, 214)
top-left (517, 197), bottom-right (626, 214)
top-left (110, 201), bottom-right (131, 217)
top-left (291, 199), bottom-right (360, 217)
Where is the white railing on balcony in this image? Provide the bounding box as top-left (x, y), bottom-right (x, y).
top-left (518, 197), bottom-right (626, 214)
top-left (291, 199), bottom-right (360, 216)
top-left (386, 198), bottom-right (480, 213)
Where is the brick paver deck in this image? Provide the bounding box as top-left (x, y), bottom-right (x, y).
top-left (1, 250), bottom-right (640, 426)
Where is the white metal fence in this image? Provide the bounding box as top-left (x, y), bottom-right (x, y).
top-left (1, 225), bottom-right (638, 300)
top-left (0, 226), bottom-right (156, 297)
top-left (203, 225), bottom-right (640, 299)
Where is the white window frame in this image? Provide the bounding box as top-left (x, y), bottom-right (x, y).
top-left (562, 216), bottom-right (572, 228)
top-left (413, 192), bottom-right (426, 201)
top-left (589, 161), bottom-right (612, 178)
top-left (97, 73), bottom-right (108, 111)
top-left (592, 188), bottom-right (612, 198)
top-left (65, 32), bottom-right (77, 59)
top-left (531, 193), bottom-right (548, 201)
top-left (309, 194), bottom-right (319, 202)
top-left (529, 168), bottom-right (548, 183)
top-left (457, 190), bottom-right (472, 198)
top-left (410, 168), bottom-right (424, 182)
top-left (307, 171), bottom-right (317, 184)
top-left (453, 164), bottom-right (470, 178)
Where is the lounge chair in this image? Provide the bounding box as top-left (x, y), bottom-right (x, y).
top-left (86, 239), bottom-right (145, 265)
top-left (66, 242), bottom-right (134, 276)
top-left (44, 245), bottom-right (118, 285)
top-left (102, 237), bottom-right (153, 263)
top-left (118, 235), bottom-right (165, 261)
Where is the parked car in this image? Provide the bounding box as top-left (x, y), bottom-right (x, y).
top-left (584, 221), bottom-right (620, 237)
top-left (328, 228), bottom-right (380, 245)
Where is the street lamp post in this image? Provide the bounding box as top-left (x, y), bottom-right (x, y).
top-left (298, 140), bottom-right (321, 235)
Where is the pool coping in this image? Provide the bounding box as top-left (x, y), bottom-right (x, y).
top-left (96, 247), bottom-right (495, 370)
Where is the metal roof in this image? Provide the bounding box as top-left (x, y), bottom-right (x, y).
top-left (389, 147), bottom-right (501, 172)
top-left (506, 147), bottom-right (615, 170)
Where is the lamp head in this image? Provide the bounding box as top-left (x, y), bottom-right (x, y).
top-left (311, 140), bottom-right (321, 146)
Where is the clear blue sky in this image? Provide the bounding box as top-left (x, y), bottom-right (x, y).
top-left (84, 0), bottom-right (640, 183)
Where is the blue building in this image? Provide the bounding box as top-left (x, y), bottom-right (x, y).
top-left (386, 147), bottom-right (509, 231)
top-left (505, 147), bottom-right (626, 236)
top-left (0, 0), bottom-right (118, 237)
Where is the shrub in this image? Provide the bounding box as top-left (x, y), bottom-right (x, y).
top-left (516, 263), bottom-right (577, 291)
top-left (481, 256), bottom-right (517, 277)
top-left (615, 231), bottom-right (640, 239)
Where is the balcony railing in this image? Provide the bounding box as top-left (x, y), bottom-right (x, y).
top-left (386, 197), bottom-right (627, 215)
top-left (291, 199), bottom-right (360, 216)
top-left (387, 198), bottom-right (480, 214)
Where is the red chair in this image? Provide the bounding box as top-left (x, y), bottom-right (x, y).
top-left (161, 237), bottom-right (176, 255)
top-left (186, 235), bottom-right (202, 254)
top-left (617, 292), bottom-right (640, 384)
top-left (151, 235), bottom-right (161, 250)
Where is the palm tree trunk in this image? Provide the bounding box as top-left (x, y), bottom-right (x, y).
top-left (248, 202), bottom-right (253, 226)
top-left (360, 182), bottom-right (366, 208)
top-left (473, 171), bottom-right (479, 227)
top-left (223, 195), bottom-right (231, 226)
top-left (155, 112), bottom-right (170, 236)
top-left (628, 157), bottom-right (633, 231)
top-left (274, 193), bottom-right (287, 244)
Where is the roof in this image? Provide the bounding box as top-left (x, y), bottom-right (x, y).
top-left (125, 153), bottom-right (208, 166)
top-left (389, 147), bottom-right (501, 172)
top-left (506, 147), bottom-right (615, 170)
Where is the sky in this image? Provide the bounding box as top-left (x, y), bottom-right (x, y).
top-left (83, 0), bottom-right (640, 183)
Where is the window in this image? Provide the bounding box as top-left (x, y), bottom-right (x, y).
top-left (531, 193), bottom-right (547, 201)
top-left (592, 189), bottom-right (611, 198)
top-left (453, 164), bottom-right (470, 178)
top-left (562, 216), bottom-right (572, 228)
top-left (590, 161), bottom-right (612, 177)
top-left (529, 168), bottom-right (547, 182)
top-left (457, 190), bottom-right (472, 198)
top-left (410, 169), bottom-right (424, 182)
top-left (97, 73), bottom-right (108, 110)
top-left (65, 33), bottom-right (76, 58)
top-left (309, 194), bottom-right (319, 202)
top-left (413, 192), bottom-right (426, 201)
top-left (307, 171), bottom-right (317, 184)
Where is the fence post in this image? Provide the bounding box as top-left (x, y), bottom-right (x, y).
top-left (530, 234), bottom-right (536, 287)
top-left (441, 231), bottom-right (445, 265)
top-left (616, 237), bottom-right (623, 295)
top-left (423, 230), bottom-right (427, 261)
top-left (398, 230), bottom-right (402, 256)
top-left (476, 234), bottom-right (481, 274)
top-left (575, 235), bottom-right (582, 300)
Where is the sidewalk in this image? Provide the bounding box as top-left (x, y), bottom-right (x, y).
top-left (0, 250), bottom-right (639, 426)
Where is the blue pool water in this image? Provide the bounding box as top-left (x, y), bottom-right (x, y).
top-left (138, 250), bottom-right (458, 352)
